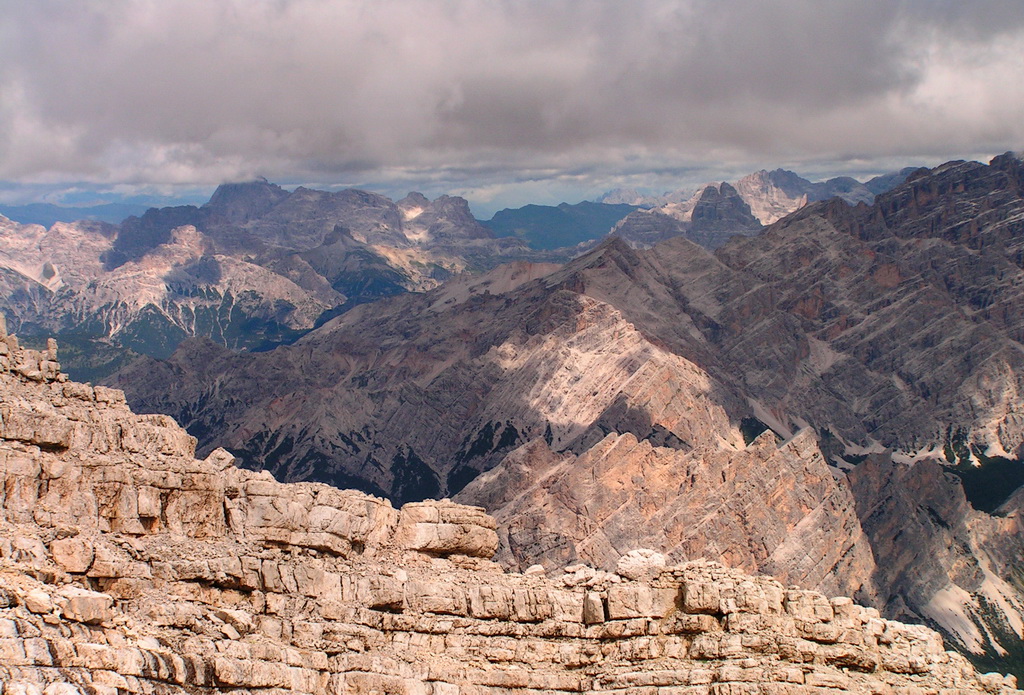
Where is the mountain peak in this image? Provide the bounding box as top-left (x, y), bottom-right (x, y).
top-left (398, 191), bottom-right (431, 208)
top-left (204, 178), bottom-right (289, 224)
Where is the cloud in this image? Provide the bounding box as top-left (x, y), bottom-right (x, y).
top-left (2, 0), bottom-right (1022, 203)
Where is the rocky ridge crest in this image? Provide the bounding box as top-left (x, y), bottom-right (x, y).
top-left (0, 323), bottom-right (1019, 694)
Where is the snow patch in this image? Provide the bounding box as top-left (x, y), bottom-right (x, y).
top-left (891, 444), bottom-right (943, 465)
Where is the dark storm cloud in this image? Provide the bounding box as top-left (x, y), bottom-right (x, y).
top-left (1, 0), bottom-right (1022, 200)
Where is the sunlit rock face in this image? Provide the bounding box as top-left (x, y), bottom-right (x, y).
top-left (732, 168), bottom-right (875, 225)
top-left (0, 331), bottom-right (1019, 693)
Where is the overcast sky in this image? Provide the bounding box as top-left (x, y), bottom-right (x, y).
top-left (2, 0), bottom-right (1023, 216)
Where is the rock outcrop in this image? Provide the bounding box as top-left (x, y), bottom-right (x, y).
top-left (0, 327), bottom-right (1019, 694)
top-left (732, 170), bottom-right (874, 225)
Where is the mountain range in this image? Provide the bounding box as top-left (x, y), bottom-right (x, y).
top-left (608, 166), bottom-right (919, 250)
top-left (600, 167), bottom-right (918, 220)
top-left (0, 166), bottom-right (912, 380)
top-left (2, 154), bottom-right (1021, 669)
top-left (0, 181), bottom-right (543, 379)
top-left (482, 201), bottom-right (640, 250)
top-left (97, 153), bottom-right (1024, 668)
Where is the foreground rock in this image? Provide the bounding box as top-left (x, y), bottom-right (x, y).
top-left (1, 331), bottom-right (1018, 693)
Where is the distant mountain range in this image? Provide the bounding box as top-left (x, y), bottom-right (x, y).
top-left (482, 201), bottom-right (639, 250)
top-left (0, 166), bottom-right (915, 380)
top-left (604, 166), bottom-right (920, 249)
top-left (480, 166), bottom-right (920, 255)
top-left (0, 202), bottom-right (151, 226)
top-left (598, 166), bottom-right (920, 219)
top-left (1, 165), bottom-right (919, 251)
top-left (0, 180), bottom-right (539, 379)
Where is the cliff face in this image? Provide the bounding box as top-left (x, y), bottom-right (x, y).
top-left (732, 169), bottom-right (876, 225)
top-left (0, 328), bottom-right (1018, 694)
top-left (457, 429), bottom-right (876, 603)
top-left (612, 182), bottom-right (763, 250)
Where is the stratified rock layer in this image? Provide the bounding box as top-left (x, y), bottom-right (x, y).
top-left (1, 330), bottom-right (1019, 694)
top-left (458, 429), bottom-right (877, 604)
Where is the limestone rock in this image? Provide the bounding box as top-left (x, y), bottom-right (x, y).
top-left (733, 168), bottom-right (874, 224)
top-left (395, 500), bottom-right (499, 558)
top-left (0, 336), bottom-right (1019, 694)
top-left (616, 549), bottom-right (668, 581)
top-left (57, 587), bottom-right (113, 625)
top-left (23, 589), bottom-right (52, 614)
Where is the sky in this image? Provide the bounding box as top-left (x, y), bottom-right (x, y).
top-left (2, 0), bottom-right (1023, 218)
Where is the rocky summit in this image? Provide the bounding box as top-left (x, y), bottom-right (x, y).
top-left (0, 323), bottom-right (1020, 694)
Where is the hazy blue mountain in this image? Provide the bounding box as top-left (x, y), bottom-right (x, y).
top-left (483, 201), bottom-right (638, 250)
top-left (864, 167), bottom-right (922, 195)
top-left (0, 202), bottom-right (150, 226)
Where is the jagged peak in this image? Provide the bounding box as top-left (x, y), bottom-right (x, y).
top-left (321, 223), bottom-right (360, 246)
top-left (398, 191), bottom-right (430, 208)
top-left (695, 181), bottom-right (744, 200)
top-left (990, 150), bottom-right (1024, 188)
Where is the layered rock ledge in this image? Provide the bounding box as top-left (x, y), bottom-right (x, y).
top-left (0, 324), bottom-right (1018, 694)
